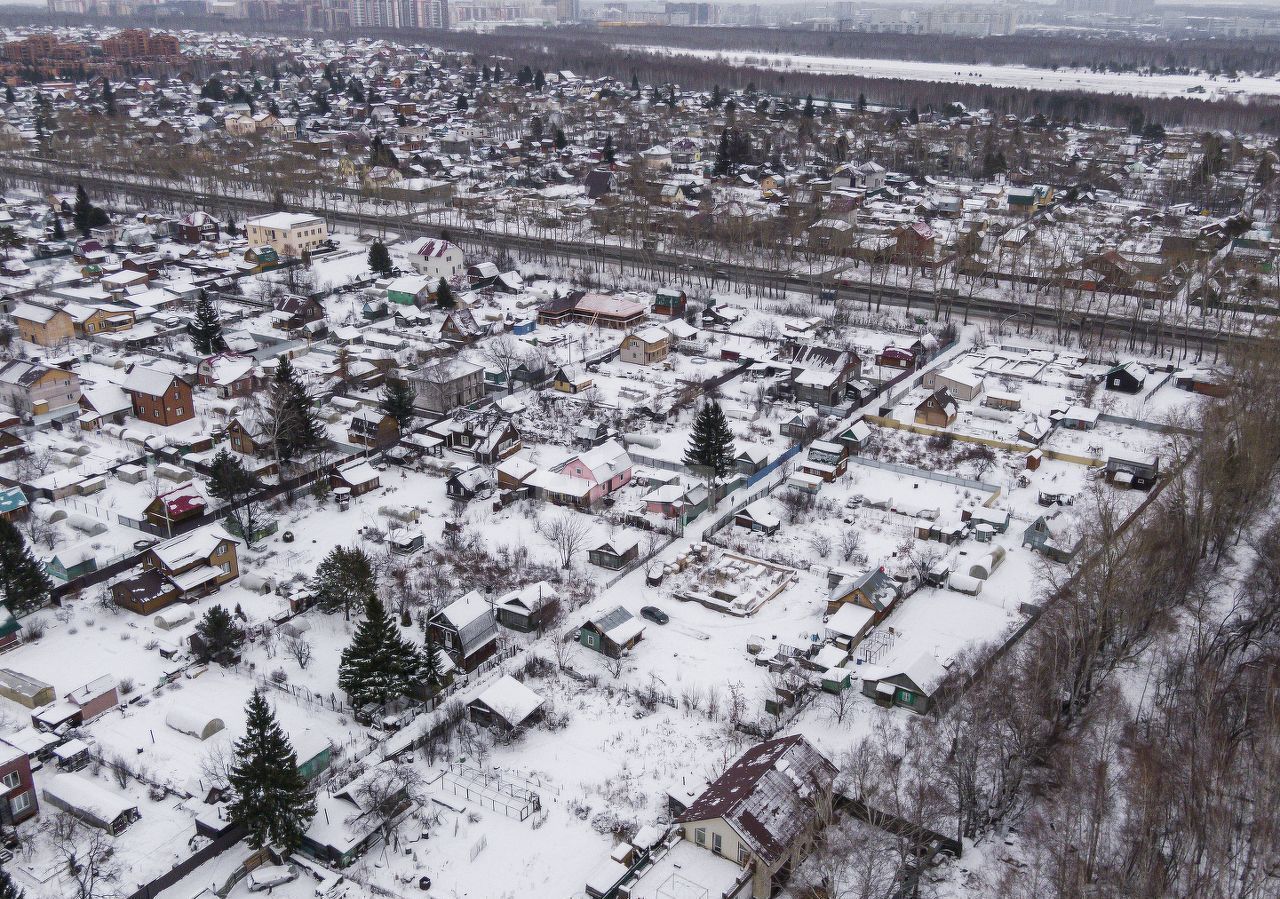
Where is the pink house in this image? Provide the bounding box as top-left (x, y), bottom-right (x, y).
top-left (558, 440), bottom-right (632, 505)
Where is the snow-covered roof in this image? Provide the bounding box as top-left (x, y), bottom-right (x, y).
top-left (471, 675), bottom-right (543, 728)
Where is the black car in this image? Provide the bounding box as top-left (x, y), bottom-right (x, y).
top-left (640, 606), bottom-right (669, 625)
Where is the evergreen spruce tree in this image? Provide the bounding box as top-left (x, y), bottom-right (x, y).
top-left (72, 184), bottom-right (92, 236)
top-left (379, 379), bottom-right (416, 432)
top-left (228, 689), bottom-right (316, 851)
top-left (435, 277), bottom-right (455, 309)
top-left (553, 127), bottom-right (567, 150)
top-left (533, 69), bottom-right (545, 91)
top-left (683, 400), bottom-right (736, 500)
top-left (456, 93), bottom-right (468, 111)
top-left (714, 128), bottom-right (731, 176)
top-left (421, 626), bottom-right (443, 692)
top-left (270, 357), bottom-right (322, 462)
top-left (338, 594), bottom-right (423, 708)
top-left (189, 290), bottom-right (226, 356)
top-left (602, 134), bottom-right (615, 164)
top-left (0, 865), bottom-right (25, 899)
top-left (208, 448), bottom-right (267, 544)
top-left (4, 84), bottom-right (15, 104)
top-left (193, 604), bottom-right (244, 664)
top-left (51, 216), bottom-right (64, 240)
top-left (313, 545), bottom-right (376, 620)
top-left (367, 239), bottom-right (393, 277)
top-left (803, 94), bottom-right (815, 118)
top-left (102, 79), bottom-right (116, 115)
top-left (0, 519), bottom-right (53, 614)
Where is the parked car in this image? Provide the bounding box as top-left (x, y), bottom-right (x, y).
top-left (248, 865), bottom-right (298, 892)
top-left (640, 606), bottom-right (669, 625)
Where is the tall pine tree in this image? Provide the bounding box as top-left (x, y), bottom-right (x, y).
top-left (189, 290), bottom-right (226, 356)
top-left (208, 448), bottom-right (267, 544)
top-left (338, 594), bottom-right (423, 708)
top-left (0, 519), bottom-right (53, 614)
top-left (683, 400), bottom-right (736, 498)
top-left (367, 240), bottom-right (393, 277)
top-left (313, 545), bottom-right (376, 620)
top-left (378, 379), bottom-right (416, 432)
top-left (228, 690), bottom-right (316, 851)
top-left (435, 277), bottom-right (455, 309)
top-left (0, 865), bottom-right (25, 899)
top-left (269, 357), bottom-right (322, 462)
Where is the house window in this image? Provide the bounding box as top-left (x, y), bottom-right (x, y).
top-left (9, 791), bottom-right (31, 815)
top-left (220, 562), bottom-right (232, 576)
top-left (694, 827), bottom-right (705, 846)
top-left (1, 771), bottom-right (19, 790)
top-left (738, 844), bottom-right (749, 865)
top-left (895, 689), bottom-right (916, 706)
top-left (712, 833), bottom-right (722, 854)
top-left (175, 408), bottom-right (184, 417)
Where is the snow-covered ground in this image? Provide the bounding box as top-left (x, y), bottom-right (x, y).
top-left (616, 44), bottom-right (1280, 100)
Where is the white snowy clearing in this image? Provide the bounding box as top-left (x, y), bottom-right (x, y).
top-left (615, 44), bottom-right (1280, 101)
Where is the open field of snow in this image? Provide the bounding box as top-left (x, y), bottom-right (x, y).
top-left (616, 44), bottom-right (1280, 100)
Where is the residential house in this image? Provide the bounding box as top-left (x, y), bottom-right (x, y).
top-left (170, 211), bottom-right (220, 244)
top-left (587, 535), bottom-right (640, 571)
top-left (9, 303), bottom-right (73, 347)
top-left (122, 366), bottom-right (194, 427)
top-left (330, 460), bottom-right (381, 497)
top-left (142, 484), bottom-right (207, 530)
top-left (427, 591), bottom-right (499, 673)
top-left (347, 409), bottom-right (399, 449)
top-left (675, 734), bottom-right (837, 899)
top-left (440, 309), bottom-right (485, 343)
top-left (112, 529), bottom-right (240, 615)
top-left (405, 237), bottom-right (464, 281)
top-left (801, 440), bottom-right (847, 483)
top-left (1105, 361), bottom-right (1147, 393)
top-left (0, 360), bottom-right (81, 421)
top-left (825, 567), bottom-right (899, 618)
top-left (619, 326), bottom-right (670, 366)
top-left (467, 675), bottom-right (544, 731)
top-left (653, 287), bottom-right (687, 318)
top-left (552, 365), bottom-right (593, 394)
top-left (495, 581), bottom-right (558, 633)
top-left (1058, 406), bottom-right (1100, 430)
top-left (734, 500), bottom-right (780, 535)
top-left (558, 440), bottom-right (632, 500)
top-left (578, 606), bottom-right (645, 658)
top-left (574, 293), bottom-right (647, 330)
top-left (77, 385), bottom-right (131, 431)
top-left (914, 389), bottom-right (958, 428)
top-left (271, 294), bottom-right (326, 332)
top-left (445, 463), bottom-right (495, 501)
top-left (0, 739), bottom-right (38, 825)
top-left (922, 365), bottom-right (984, 402)
top-left (0, 486), bottom-right (28, 523)
top-left (431, 411), bottom-right (522, 465)
top-left (875, 346), bottom-right (916, 371)
top-left (411, 359), bottom-right (484, 416)
top-left (1022, 511), bottom-right (1080, 563)
top-left (196, 354), bottom-right (261, 398)
top-left (385, 275), bottom-right (433, 307)
top-left (1106, 453), bottom-right (1159, 489)
top-left (860, 652), bottom-right (948, 713)
top-left (226, 417), bottom-right (266, 457)
top-left (245, 212), bottom-right (328, 257)
top-left (789, 345), bottom-right (861, 406)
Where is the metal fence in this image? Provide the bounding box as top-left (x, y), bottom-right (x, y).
top-left (845, 455), bottom-right (1000, 495)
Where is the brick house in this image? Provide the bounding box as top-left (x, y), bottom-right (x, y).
top-left (122, 366), bottom-right (194, 427)
top-left (0, 739), bottom-right (38, 826)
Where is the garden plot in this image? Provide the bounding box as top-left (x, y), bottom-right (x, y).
top-left (664, 548), bottom-right (799, 616)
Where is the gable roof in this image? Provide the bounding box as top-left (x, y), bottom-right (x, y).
top-left (675, 734), bottom-right (836, 866)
